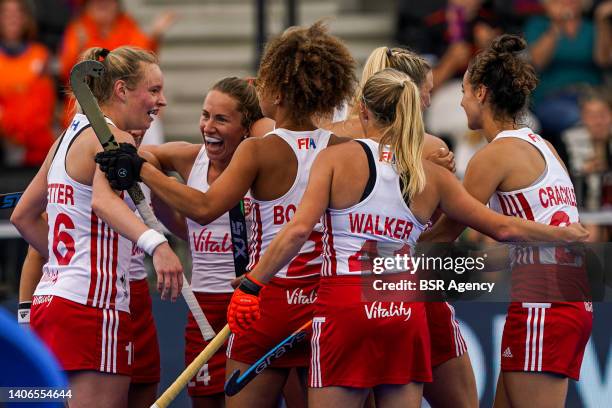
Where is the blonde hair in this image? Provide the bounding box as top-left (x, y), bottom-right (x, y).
top-left (352, 47), bottom-right (431, 117)
top-left (72, 46), bottom-right (158, 106)
top-left (362, 68), bottom-right (425, 201)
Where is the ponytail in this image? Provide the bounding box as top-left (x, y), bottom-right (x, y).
top-left (362, 68), bottom-right (425, 201)
top-left (352, 47), bottom-right (391, 116)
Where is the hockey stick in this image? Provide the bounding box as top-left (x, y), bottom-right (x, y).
top-left (69, 60), bottom-right (216, 341)
top-left (224, 319), bottom-right (312, 396)
top-left (0, 191), bottom-right (23, 209)
top-left (152, 324), bottom-right (231, 408)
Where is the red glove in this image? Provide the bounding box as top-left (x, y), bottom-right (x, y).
top-left (227, 274), bottom-right (265, 335)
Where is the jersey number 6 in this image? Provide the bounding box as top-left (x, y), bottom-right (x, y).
top-left (52, 213), bottom-right (76, 265)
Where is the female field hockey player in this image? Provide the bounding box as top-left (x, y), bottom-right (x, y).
top-left (226, 68), bottom-right (588, 407)
top-left (11, 46), bottom-right (183, 408)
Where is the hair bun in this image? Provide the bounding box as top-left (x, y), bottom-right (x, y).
top-left (491, 34), bottom-right (526, 55)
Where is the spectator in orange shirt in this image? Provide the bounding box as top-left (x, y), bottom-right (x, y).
top-left (59, 0), bottom-right (175, 126)
top-left (0, 0), bottom-right (55, 167)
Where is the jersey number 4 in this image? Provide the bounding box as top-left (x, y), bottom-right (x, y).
top-left (348, 240), bottom-right (411, 273)
top-left (188, 364), bottom-right (211, 387)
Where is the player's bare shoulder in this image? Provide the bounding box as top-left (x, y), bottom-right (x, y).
top-left (423, 132), bottom-right (448, 154)
top-left (469, 138), bottom-right (509, 168)
top-left (318, 139), bottom-right (364, 175)
top-left (323, 138), bottom-right (361, 157)
top-left (328, 133), bottom-right (354, 146)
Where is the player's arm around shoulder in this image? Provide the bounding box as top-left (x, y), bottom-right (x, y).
top-left (433, 145), bottom-right (587, 242)
top-left (92, 129), bottom-right (184, 300)
top-left (140, 141), bottom-right (200, 180)
top-left (424, 133), bottom-right (456, 173)
top-left (136, 138), bottom-right (254, 225)
top-left (419, 144), bottom-right (506, 242)
top-left (190, 137), bottom-right (260, 224)
top-left (427, 161), bottom-right (510, 241)
top-left (139, 144), bottom-right (195, 240)
top-left (90, 129), bottom-right (150, 243)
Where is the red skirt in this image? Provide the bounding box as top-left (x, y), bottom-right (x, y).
top-left (500, 301), bottom-right (592, 380)
top-left (129, 279), bottom-right (160, 383)
top-left (309, 276), bottom-right (431, 388)
top-left (227, 276), bottom-right (318, 368)
top-left (185, 292), bottom-right (232, 396)
top-left (31, 295), bottom-right (132, 376)
top-left (426, 302), bottom-right (467, 367)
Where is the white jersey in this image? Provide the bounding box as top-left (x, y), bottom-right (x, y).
top-left (488, 128), bottom-right (580, 267)
top-left (128, 184), bottom-right (150, 282)
top-left (186, 146), bottom-right (251, 293)
top-left (321, 139), bottom-right (426, 276)
top-left (128, 242), bottom-right (146, 282)
top-left (36, 114), bottom-right (131, 312)
top-left (248, 128), bottom-right (332, 279)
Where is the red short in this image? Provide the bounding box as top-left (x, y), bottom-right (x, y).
top-left (185, 292), bottom-right (232, 396)
top-left (31, 295), bottom-right (132, 376)
top-left (501, 302), bottom-right (593, 380)
top-left (426, 302), bottom-right (467, 367)
top-left (129, 279), bottom-right (160, 383)
top-left (309, 276), bottom-right (431, 388)
top-left (227, 276), bottom-right (318, 368)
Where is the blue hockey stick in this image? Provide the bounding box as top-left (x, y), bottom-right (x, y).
top-left (224, 319), bottom-right (311, 396)
top-left (0, 191), bottom-right (23, 209)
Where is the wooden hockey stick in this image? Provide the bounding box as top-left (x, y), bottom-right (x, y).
top-left (152, 325), bottom-right (231, 408)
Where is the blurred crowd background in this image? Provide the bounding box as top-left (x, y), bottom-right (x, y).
top-left (0, 0), bottom-right (611, 263)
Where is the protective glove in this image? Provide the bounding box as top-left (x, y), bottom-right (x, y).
top-left (94, 143), bottom-right (145, 190)
top-left (227, 274), bottom-right (265, 335)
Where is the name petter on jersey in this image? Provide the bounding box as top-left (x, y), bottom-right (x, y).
top-left (349, 212), bottom-right (414, 240)
top-left (48, 183), bottom-right (75, 206)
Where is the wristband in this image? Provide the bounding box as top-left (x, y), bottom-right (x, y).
top-left (137, 229), bottom-right (168, 256)
top-left (238, 274), bottom-right (265, 295)
top-left (18, 301), bottom-right (31, 325)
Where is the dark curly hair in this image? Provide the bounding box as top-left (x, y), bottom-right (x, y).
top-left (256, 20), bottom-right (357, 123)
top-left (467, 34), bottom-right (538, 123)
